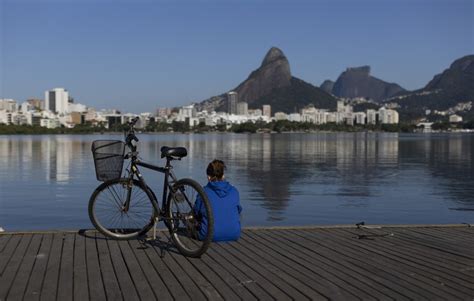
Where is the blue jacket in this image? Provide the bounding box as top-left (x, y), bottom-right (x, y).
top-left (194, 181), bottom-right (242, 242)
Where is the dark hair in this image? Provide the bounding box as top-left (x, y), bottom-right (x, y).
top-left (207, 159), bottom-right (225, 181)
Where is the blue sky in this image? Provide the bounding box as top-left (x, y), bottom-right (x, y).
top-left (1, 0), bottom-right (473, 113)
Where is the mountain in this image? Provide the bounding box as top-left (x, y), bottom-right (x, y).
top-left (330, 66), bottom-right (406, 102)
top-left (424, 55), bottom-right (474, 94)
top-left (235, 47), bottom-right (292, 103)
top-left (388, 55), bottom-right (474, 112)
top-left (320, 80), bottom-right (335, 94)
top-left (196, 47), bottom-right (337, 113)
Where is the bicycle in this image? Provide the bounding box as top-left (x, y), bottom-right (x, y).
top-left (88, 117), bottom-right (214, 257)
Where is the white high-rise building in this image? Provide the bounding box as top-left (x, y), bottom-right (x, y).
top-left (367, 109), bottom-right (377, 125)
top-left (45, 88), bottom-right (69, 114)
top-left (274, 112), bottom-right (288, 121)
top-left (449, 114), bottom-right (463, 123)
top-left (0, 99), bottom-right (17, 112)
top-left (262, 105), bottom-right (271, 118)
top-left (379, 108), bottom-right (399, 124)
top-left (227, 91), bottom-right (238, 115)
top-left (354, 112), bottom-right (366, 125)
top-left (236, 102), bottom-right (248, 116)
top-left (337, 100), bottom-right (345, 113)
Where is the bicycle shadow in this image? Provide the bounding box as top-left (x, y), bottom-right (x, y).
top-left (138, 235), bottom-right (183, 257)
top-left (77, 228), bottom-right (182, 256)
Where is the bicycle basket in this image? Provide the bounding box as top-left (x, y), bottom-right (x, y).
top-left (91, 140), bottom-right (126, 181)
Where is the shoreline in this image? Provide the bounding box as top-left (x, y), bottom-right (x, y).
top-left (1, 223), bottom-right (471, 235)
top-left (1, 129), bottom-right (474, 136)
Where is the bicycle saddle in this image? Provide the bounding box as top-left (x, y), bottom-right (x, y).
top-left (161, 146), bottom-right (187, 159)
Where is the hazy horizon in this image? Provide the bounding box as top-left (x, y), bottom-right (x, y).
top-left (1, 0), bottom-right (473, 113)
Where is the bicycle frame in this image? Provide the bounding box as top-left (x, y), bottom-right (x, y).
top-left (123, 152), bottom-right (196, 226)
top-left (120, 118), bottom-right (195, 225)
top-left (125, 153), bottom-right (176, 217)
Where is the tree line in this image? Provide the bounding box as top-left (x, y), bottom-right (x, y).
top-left (2, 119), bottom-right (473, 135)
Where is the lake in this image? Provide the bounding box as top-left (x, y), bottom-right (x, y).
top-left (0, 132), bottom-right (473, 231)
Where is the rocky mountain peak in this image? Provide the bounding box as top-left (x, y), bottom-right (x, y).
top-left (320, 80), bottom-right (335, 94)
top-left (261, 47), bottom-right (288, 67)
top-left (424, 54), bottom-right (474, 92)
top-left (234, 47), bottom-right (291, 103)
top-left (196, 47), bottom-right (336, 113)
top-left (345, 66), bottom-right (371, 75)
top-left (450, 55), bottom-right (474, 71)
top-left (332, 65), bottom-right (405, 102)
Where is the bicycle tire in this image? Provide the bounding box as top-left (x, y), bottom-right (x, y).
top-left (89, 178), bottom-right (158, 240)
top-left (166, 178), bottom-right (214, 257)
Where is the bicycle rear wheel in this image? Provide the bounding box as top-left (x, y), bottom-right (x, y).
top-left (166, 178), bottom-right (214, 257)
top-left (89, 178), bottom-right (158, 239)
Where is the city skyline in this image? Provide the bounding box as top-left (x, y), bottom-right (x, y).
top-left (1, 0), bottom-right (473, 113)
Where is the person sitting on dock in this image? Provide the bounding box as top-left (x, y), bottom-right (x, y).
top-left (194, 159), bottom-right (242, 241)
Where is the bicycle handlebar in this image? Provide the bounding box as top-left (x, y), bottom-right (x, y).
top-left (129, 116), bottom-right (140, 126)
top-left (125, 117), bottom-right (140, 151)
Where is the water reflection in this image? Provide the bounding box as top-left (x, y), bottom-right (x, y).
top-left (0, 133), bottom-right (473, 230)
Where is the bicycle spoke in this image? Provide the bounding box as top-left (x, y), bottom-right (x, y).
top-left (90, 179), bottom-right (155, 238)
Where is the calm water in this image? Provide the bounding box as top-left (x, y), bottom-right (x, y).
top-left (0, 132), bottom-right (473, 231)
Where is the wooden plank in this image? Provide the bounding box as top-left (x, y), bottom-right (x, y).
top-left (247, 230), bottom-right (378, 300)
top-left (186, 256), bottom-right (242, 301)
top-left (191, 242), bottom-right (258, 300)
top-left (331, 226), bottom-right (474, 284)
top-left (0, 227), bottom-right (472, 301)
top-left (128, 239), bottom-right (174, 301)
top-left (218, 239), bottom-right (311, 300)
top-left (453, 227), bottom-right (474, 235)
top-left (384, 228), bottom-right (472, 270)
top-left (282, 229), bottom-right (442, 300)
top-left (251, 229), bottom-right (404, 300)
top-left (117, 239), bottom-right (156, 300)
top-left (73, 234), bottom-right (89, 301)
top-left (107, 239), bottom-right (140, 301)
top-left (40, 233), bottom-right (65, 301)
top-left (0, 235), bottom-right (21, 276)
top-left (211, 241), bottom-right (293, 301)
top-left (96, 234), bottom-right (123, 301)
top-left (332, 228), bottom-right (474, 297)
top-left (166, 246), bottom-right (224, 300)
top-left (293, 229), bottom-right (467, 300)
top-left (84, 232), bottom-right (106, 301)
top-left (343, 228), bottom-right (474, 276)
top-left (6, 234), bottom-right (43, 301)
top-left (388, 228), bottom-right (473, 259)
top-left (410, 227), bottom-right (474, 248)
top-left (57, 233), bottom-right (74, 301)
top-left (202, 240), bottom-right (272, 300)
top-left (408, 227), bottom-right (474, 245)
top-left (24, 234), bottom-right (53, 301)
top-left (142, 238), bottom-right (192, 301)
top-left (423, 227), bottom-right (474, 240)
top-left (259, 229), bottom-right (427, 300)
top-left (237, 233), bottom-right (328, 300)
top-left (0, 235), bottom-right (12, 253)
top-left (0, 234), bottom-right (33, 300)
top-left (344, 227), bottom-right (464, 265)
top-left (156, 238), bottom-right (208, 301)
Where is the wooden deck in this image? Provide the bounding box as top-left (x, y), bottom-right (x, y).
top-left (0, 225), bottom-right (473, 300)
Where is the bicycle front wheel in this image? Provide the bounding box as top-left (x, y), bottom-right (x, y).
top-left (166, 178), bottom-right (214, 257)
top-left (89, 178), bottom-right (158, 239)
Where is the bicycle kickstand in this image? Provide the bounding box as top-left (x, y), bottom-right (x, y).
top-left (153, 219), bottom-right (157, 240)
